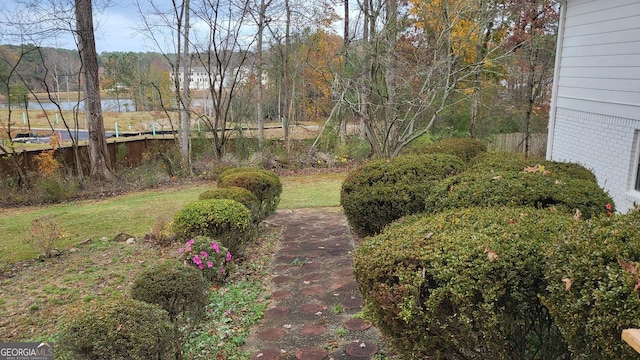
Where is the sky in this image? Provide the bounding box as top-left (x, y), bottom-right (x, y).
top-left (1, 0), bottom-right (167, 53)
top-left (1, 0), bottom-right (350, 54)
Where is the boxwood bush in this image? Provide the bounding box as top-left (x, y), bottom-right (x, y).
top-left (409, 137), bottom-right (487, 162)
top-left (354, 207), bottom-right (574, 359)
top-left (340, 153), bottom-right (464, 237)
top-left (58, 298), bottom-right (176, 360)
top-left (217, 167), bottom-right (282, 220)
top-left (542, 208), bottom-right (640, 359)
top-left (470, 151), bottom-right (598, 183)
top-left (425, 169), bottom-right (614, 218)
top-left (173, 199), bottom-right (253, 255)
top-left (130, 260), bottom-right (209, 323)
top-left (199, 186), bottom-right (261, 224)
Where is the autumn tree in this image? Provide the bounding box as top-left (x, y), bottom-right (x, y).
top-left (504, 0), bottom-right (558, 156)
top-left (337, 0), bottom-right (484, 157)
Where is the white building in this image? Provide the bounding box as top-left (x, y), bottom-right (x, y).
top-left (547, 0), bottom-right (640, 213)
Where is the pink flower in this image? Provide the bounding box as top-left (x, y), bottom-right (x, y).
top-left (605, 203), bottom-right (612, 210)
top-left (178, 247), bottom-right (184, 253)
top-left (193, 255), bottom-right (202, 265)
top-left (207, 261), bottom-right (214, 268)
top-left (226, 251), bottom-right (232, 262)
top-left (211, 243), bottom-right (220, 253)
top-left (186, 244), bottom-right (192, 252)
top-left (201, 251), bottom-right (209, 258)
top-left (198, 263), bottom-right (204, 270)
top-left (187, 238), bottom-right (195, 246)
top-left (220, 267), bottom-right (225, 273)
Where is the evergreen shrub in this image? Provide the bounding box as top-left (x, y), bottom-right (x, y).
top-left (217, 167), bottom-right (282, 220)
top-left (58, 298), bottom-right (175, 360)
top-left (470, 151), bottom-right (598, 183)
top-left (130, 260), bottom-right (209, 323)
top-left (340, 153), bottom-right (464, 237)
top-left (425, 169), bottom-right (614, 218)
top-left (354, 207), bottom-right (574, 359)
top-left (542, 207), bottom-right (640, 359)
top-left (199, 186), bottom-right (261, 224)
top-left (409, 137), bottom-right (487, 162)
top-left (173, 199), bottom-right (253, 255)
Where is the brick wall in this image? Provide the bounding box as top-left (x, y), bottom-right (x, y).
top-left (551, 107), bottom-right (640, 212)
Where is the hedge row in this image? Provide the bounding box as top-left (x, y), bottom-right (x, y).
top-left (58, 167), bottom-right (283, 359)
top-left (345, 141), bottom-right (635, 359)
top-left (340, 153), bottom-right (464, 237)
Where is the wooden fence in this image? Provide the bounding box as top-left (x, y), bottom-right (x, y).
top-left (487, 133), bottom-right (547, 158)
top-left (0, 137), bottom-right (176, 179)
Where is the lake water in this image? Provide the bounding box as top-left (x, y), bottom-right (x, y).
top-left (0, 99), bottom-right (136, 112)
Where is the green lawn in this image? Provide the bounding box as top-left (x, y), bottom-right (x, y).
top-left (0, 171), bottom-right (346, 262)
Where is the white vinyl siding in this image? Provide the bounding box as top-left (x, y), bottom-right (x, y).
top-left (548, 0), bottom-right (640, 213)
top-left (555, 0), bottom-right (640, 121)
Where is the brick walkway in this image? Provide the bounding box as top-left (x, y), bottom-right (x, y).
top-left (242, 208), bottom-right (384, 360)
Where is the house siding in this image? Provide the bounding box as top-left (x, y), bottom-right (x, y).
top-left (549, 0), bottom-right (640, 212)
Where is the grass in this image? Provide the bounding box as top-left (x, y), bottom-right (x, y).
top-left (0, 172), bottom-right (345, 263)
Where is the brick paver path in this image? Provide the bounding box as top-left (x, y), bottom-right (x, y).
top-left (242, 208), bottom-right (384, 360)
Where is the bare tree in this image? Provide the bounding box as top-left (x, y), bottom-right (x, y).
top-left (190, 0), bottom-right (257, 158)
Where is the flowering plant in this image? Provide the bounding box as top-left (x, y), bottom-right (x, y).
top-left (179, 235), bottom-right (233, 285)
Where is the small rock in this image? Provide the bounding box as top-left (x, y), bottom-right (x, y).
top-left (125, 238), bottom-right (136, 245)
top-left (69, 248), bottom-right (78, 253)
top-left (100, 236), bottom-right (109, 242)
top-left (49, 249), bottom-right (61, 257)
top-left (114, 233), bottom-right (133, 242)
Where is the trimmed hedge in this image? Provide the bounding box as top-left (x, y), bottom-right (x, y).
top-left (354, 207), bottom-right (574, 359)
top-left (425, 169), bottom-right (614, 218)
top-left (542, 208), bottom-right (640, 359)
top-left (173, 199), bottom-right (253, 255)
top-left (130, 260), bottom-right (209, 323)
top-left (199, 186), bottom-right (261, 224)
top-left (470, 151), bottom-right (598, 183)
top-left (340, 153), bottom-right (464, 237)
top-left (217, 167), bottom-right (282, 220)
top-left (58, 298), bottom-right (176, 360)
top-left (409, 137), bottom-right (487, 162)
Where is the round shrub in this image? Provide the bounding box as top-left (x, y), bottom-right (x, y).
top-left (354, 207), bottom-right (574, 359)
top-left (130, 260), bottom-right (209, 323)
top-left (340, 153), bottom-right (464, 237)
top-left (199, 186), bottom-right (261, 224)
top-left (217, 168), bottom-right (282, 220)
top-left (470, 151), bottom-right (598, 183)
top-left (58, 298), bottom-right (175, 360)
top-left (173, 199), bottom-right (253, 255)
top-left (542, 208), bottom-right (640, 359)
top-left (178, 235), bottom-right (233, 285)
top-left (425, 169), bottom-right (614, 218)
top-left (409, 137), bottom-right (487, 162)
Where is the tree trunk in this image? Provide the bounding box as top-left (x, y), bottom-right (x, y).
top-left (256, 0), bottom-right (266, 146)
top-left (181, 0), bottom-right (192, 170)
top-left (339, 0), bottom-right (349, 146)
top-left (75, 0), bottom-right (114, 181)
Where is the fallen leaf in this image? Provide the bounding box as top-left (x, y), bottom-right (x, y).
top-left (484, 248), bottom-right (498, 261)
top-left (562, 278), bottom-right (572, 291)
top-left (492, 175), bottom-right (502, 180)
